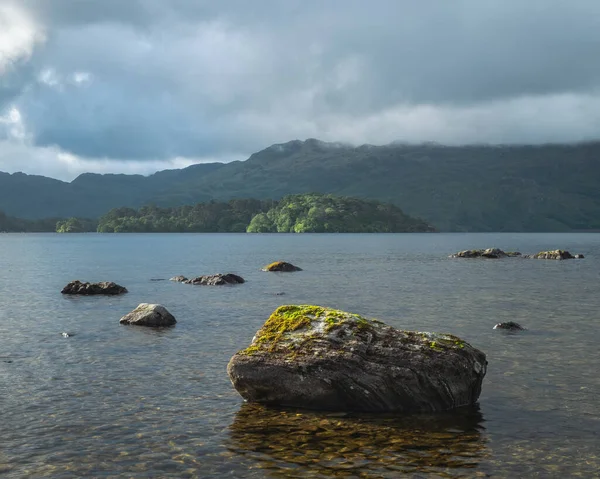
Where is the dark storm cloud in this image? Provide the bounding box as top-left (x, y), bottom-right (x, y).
top-left (2, 0), bottom-right (600, 179)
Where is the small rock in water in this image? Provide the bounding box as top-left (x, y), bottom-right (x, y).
top-left (493, 322), bottom-right (525, 331)
top-left (532, 250), bottom-right (575, 260)
top-left (120, 303), bottom-right (177, 327)
top-left (170, 276), bottom-right (188, 283)
top-left (185, 273), bottom-right (245, 286)
top-left (262, 261), bottom-right (302, 272)
top-left (150, 278), bottom-right (166, 282)
top-left (61, 280), bottom-right (128, 295)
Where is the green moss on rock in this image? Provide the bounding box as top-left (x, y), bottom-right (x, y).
top-left (240, 305), bottom-right (376, 356)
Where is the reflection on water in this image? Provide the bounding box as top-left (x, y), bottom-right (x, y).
top-left (227, 403), bottom-right (489, 478)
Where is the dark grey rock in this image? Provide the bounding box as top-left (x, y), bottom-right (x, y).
top-left (120, 303), bottom-right (176, 327)
top-left (227, 305), bottom-right (487, 413)
top-left (185, 273), bottom-right (245, 286)
top-left (61, 280), bottom-right (127, 295)
top-left (493, 321), bottom-right (525, 331)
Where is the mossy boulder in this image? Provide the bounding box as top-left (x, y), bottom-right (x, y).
top-left (262, 261), bottom-right (302, 272)
top-left (61, 280), bottom-right (128, 295)
top-left (227, 305), bottom-right (487, 413)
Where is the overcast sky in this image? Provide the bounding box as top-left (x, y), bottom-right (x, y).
top-left (1, 0), bottom-right (600, 180)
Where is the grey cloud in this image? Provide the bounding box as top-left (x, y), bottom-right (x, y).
top-left (1, 0), bottom-right (600, 173)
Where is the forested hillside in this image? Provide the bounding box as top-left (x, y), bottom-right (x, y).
top-left (2, 140), bottom-right (600, 231)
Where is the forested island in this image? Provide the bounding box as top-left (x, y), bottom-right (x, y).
top-left (1, 194), bottom-right (434, 233)
top-left (97, 194), bottom-right (435, 233)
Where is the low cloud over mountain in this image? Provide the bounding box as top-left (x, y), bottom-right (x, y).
top-left (1, 0), bottom-right (600, 180)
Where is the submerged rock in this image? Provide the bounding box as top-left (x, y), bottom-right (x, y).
top-left (61, 280), bottom-right (128, 295)
top-left (493, 321), bottom-right (525, 331)
top-left (185, 273), bottom-right (245, 286)
top-left (120, 303), bottom-right (176, 327)
top-left (532, 250), bottom-right (576, 260)
top-left (262, 261), bottom-right (302, 272)
top-left (227, 305), bottom-right (487, 413)
top-left (169, 275), bottom-right (188, 282)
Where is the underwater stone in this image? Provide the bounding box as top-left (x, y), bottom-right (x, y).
top-left (227, 305), bottom-right (487, 413)
top-left (493, 321), bottom-right (525, 331)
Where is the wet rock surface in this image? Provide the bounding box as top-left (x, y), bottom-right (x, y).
top-left (227, 305), bottom-right (487, 413)
top-left (262, 261), bottom-right (302, 272)
top-left (120, 303), bottom-right (176, 327)
top-left (61, 280), bottom-right (128, 295)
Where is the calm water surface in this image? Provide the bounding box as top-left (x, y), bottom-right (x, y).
top-left (0, 233), bottom-right (599, 478)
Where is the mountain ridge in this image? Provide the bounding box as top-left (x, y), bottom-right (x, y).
top-left (2, 139), bottom-right (600, 231)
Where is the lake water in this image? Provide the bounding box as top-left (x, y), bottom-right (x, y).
top-left (1, 233), bottom-right (599, 478)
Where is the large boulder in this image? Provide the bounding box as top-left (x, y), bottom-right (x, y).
top-left (120, 303), bottom-right (176, 327)
top-left (262, 261), bottom-right (302, 272)
top-left (227, 305), bottom-right (487, 413)
top-left (61, 280), bottom-right (128, 295)
top-left (185, 273), bottom-right (245, 286)
top-left (532, 250), bottom-right (576, 260)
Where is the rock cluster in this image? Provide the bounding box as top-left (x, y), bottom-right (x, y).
top-left (451, 248), bottom-right (583, 260)
top-left (61, 280), bottom-right (128, 295)
top-left (227, 305), bottom-right (487, 413)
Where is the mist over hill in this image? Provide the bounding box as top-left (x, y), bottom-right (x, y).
top-left (2, 139), bottom-right (600, 231)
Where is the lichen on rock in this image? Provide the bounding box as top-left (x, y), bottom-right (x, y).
top-left (262, 261), bottom-right (302, 272)
top-left (228, 305), bottom-right (487, 413)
